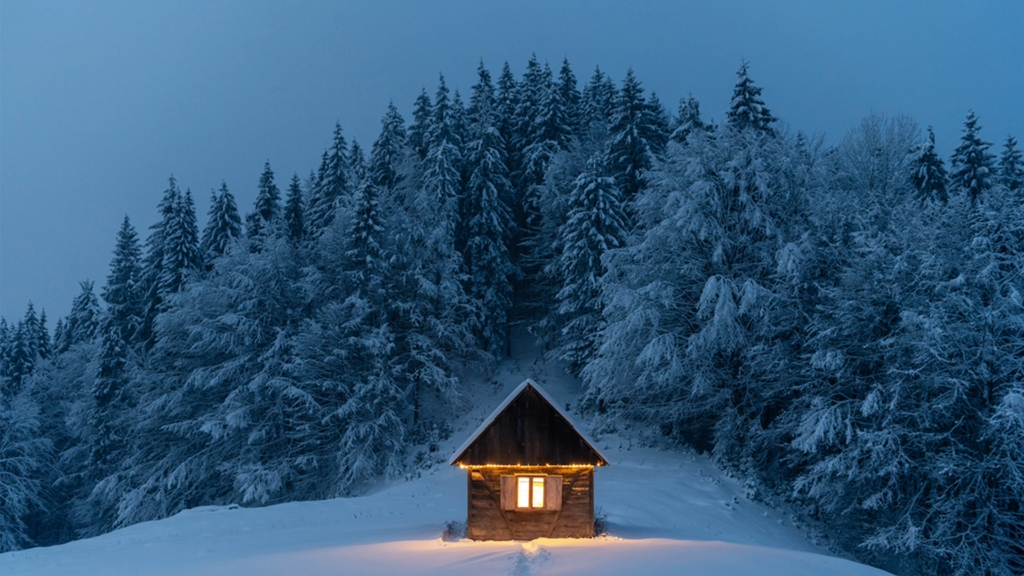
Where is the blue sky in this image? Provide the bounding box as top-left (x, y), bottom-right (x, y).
top-left (2, 0), bottom-right (1022, 321)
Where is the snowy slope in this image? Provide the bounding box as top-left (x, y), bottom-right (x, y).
top-left (1, 336), bottom-right (892, 576)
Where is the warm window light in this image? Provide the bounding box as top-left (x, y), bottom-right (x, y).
top-left (516, 476), bottom-right (545, 508)
top-left (517, 477), bottom-right (530, 508)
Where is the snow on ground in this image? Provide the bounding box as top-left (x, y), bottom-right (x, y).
top-left (1, 332), bottom-right (892, 575)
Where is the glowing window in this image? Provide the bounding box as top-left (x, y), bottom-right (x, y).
top-left (516, 476), bottom-right (545, 508)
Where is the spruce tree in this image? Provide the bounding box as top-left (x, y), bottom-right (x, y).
top-left (950, 110), bottom-right (995, 204)
top-left (307, 124), bottom-right (350, 236)
top-left (408, 88), bottom-right (433, 160)
top-left (62, 281), bottom-right (101, 350)
top-left (159, 188), bottom-right (202, 299)
top-left (423, 74), bottom-right (463, 238)
top-left (349, 140), bottom-right (367, 188)
top-left (34, 310), bottom-right (49, 360)
top-left (283, 174), bottom-right (305, 243)
top-left (464, 112), bottom-right (516, 356)
top-left (246, 161), bottom-right (281, 241)
top-left (140, 176), bottom-right (182, 342)
top-left (345, 181), bottom-right (388, 293)
top-left (467, 62), bottom-right (496, 128)
top-left (201, 182), bottom-right (242, 262)
top-left (607, 69), bottom-right (657, 208)
top-left (369, 102), bottom-right (407, 192)
top-left (671, 94), bottom-right (711, 144)
top-left (102, 215), bottom-right (144, 343)
top-left (581, 66), bottom-right (615, 128)
top-left (998, 134), bottom-right (1023, 192)
top-left (645, 92), bottom-right (671, 156)
top-left (495, 62), bottom-right (520, 157)
top-left (557, 57), bottom-right (582, 135)
top-left (555, 156), bottom-right (627, 373)
top-left (726, 61), bottom-right (776, 135)
top-left (910, 127), bottom-right (949, 204)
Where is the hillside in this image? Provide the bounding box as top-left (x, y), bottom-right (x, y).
top-left (1, 342), bottom-right (892, 576)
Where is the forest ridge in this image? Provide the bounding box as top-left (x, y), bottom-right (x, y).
top-left (2, 57), bottom-right (1023, 575)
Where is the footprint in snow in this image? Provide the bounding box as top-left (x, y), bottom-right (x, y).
top-left (507, 542), bottom-right (549, 576)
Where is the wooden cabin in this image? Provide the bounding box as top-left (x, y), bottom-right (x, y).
top-left (449, 379), bottom-right (609, 541)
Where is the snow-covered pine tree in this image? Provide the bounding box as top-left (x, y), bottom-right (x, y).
top-left (910, 126), bottom-right (949, 204)
top-left (725, 61), bottom-right (776, 135)
top-left (283, 174), bottom-right (305, 243)
top-left (201, 182), bottom-right (243, 262)
top-left (246, 162), bottom-right (281, 243)
top-left (607, 68), bottom-right (658, 209)
top-left (102, 216), bottom-right (144, 344)
top-left (349, 140), bottom-right (367, 189)
top-left (369, 102), bottom-right (407, 193)
top-left (645, 92), bottom-right (671, 157)
top-left (671, 94), bottom-right (711, 144)
top-left (464, 100), bottom-right (517, 356)
top-left (495, 62), bottom-right (520, 161)
top-left (998, 134), bottom-right (1023, 192)
top-left (408, 88), bottom-right (433, 161)
top-left (522, 65), bottom-right (573, 187)
top-left (949, 109), bottom-right (995, 204)
top-left (33, 310), bottom-right (49, 361)
top-left (581, 66), bottom-right (616, 130)
top-left (306, 124), bottom-right (351, 237)
top-left (158, 188), bottom-right (202, 299)
top-left (139, 176), bottom-right (182, 344)
top-left (0, 389), bottom-right (48, 552)
top-left (3, 317), bottom-right (37, 391)
top-left (62, 281), bottom-right (101, 352)
top-left (555, 156), bottom-right (627, 374)
top-left (423, 74), bottom-right (464, 241)
top-left (557, 57), bottom-right (582, 136)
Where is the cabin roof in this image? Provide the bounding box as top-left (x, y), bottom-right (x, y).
top-left (448, 377), bottom-right (606, 467)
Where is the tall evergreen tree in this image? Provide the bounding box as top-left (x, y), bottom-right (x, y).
top-left (62, 281), bottom-right (101, 351)
top-left (349, 140), bottom-right (367, 188)
top-left (283, 174), bottom-right (305, 243)
top-left (246, 161), bottom-right (281, 240)
top-left (557, 57), bottom-right (582, 135)
top-left (464, 110), bottom-right (516, 356)
top-left (607, 68), bottom-right (658, 208)
top-left (726, 61), bottom-right (776, 135)
top-left (369, 102), bottom-right (407, 192)
top-left (910, 127), bottom-right (949, 204)
top-left (158, 188), bottom-right (202, 298)
top-left (408, 88), bottom-right (433, 160)
top-left (645, 92), bottom-right (671, 156)
top-left (201, 182), bottom-right (242, 262)
top-left (555, 157), bottom-right (627, 373)
top-left (307, 124), bottom-right (351, 236)
top-left (950, 110), bottom-right (995, 203)
top-left (581, 66), bottom-right (616, 129)
top-left (998, 134), bottom-right (1023, 192)
top-left (102, 216), bottom-right (144, 344)
top-left (423, 74), bottom-right (464, 238)
top-left (495, 62), bottom-right (520, 154)
top-left (34, 310), bottom-right (49, 360)
top-left (140, 176), bottom-right (182, 342)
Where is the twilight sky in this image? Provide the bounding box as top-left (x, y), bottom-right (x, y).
top-left (2, 0), bottom-right (1022, 322)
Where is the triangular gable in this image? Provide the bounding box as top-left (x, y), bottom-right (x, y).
top-left (449, 379), bottom-right (609, 467)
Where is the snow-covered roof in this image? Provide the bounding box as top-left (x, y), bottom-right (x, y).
top-left (448, 378), bottom-right (609, 466)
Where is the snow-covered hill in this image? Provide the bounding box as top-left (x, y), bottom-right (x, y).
top-left (1, 340), bottom-right (892, 576)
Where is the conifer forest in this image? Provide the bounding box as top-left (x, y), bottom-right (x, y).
top-left (2, 57), bottom-right (1023, 575)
